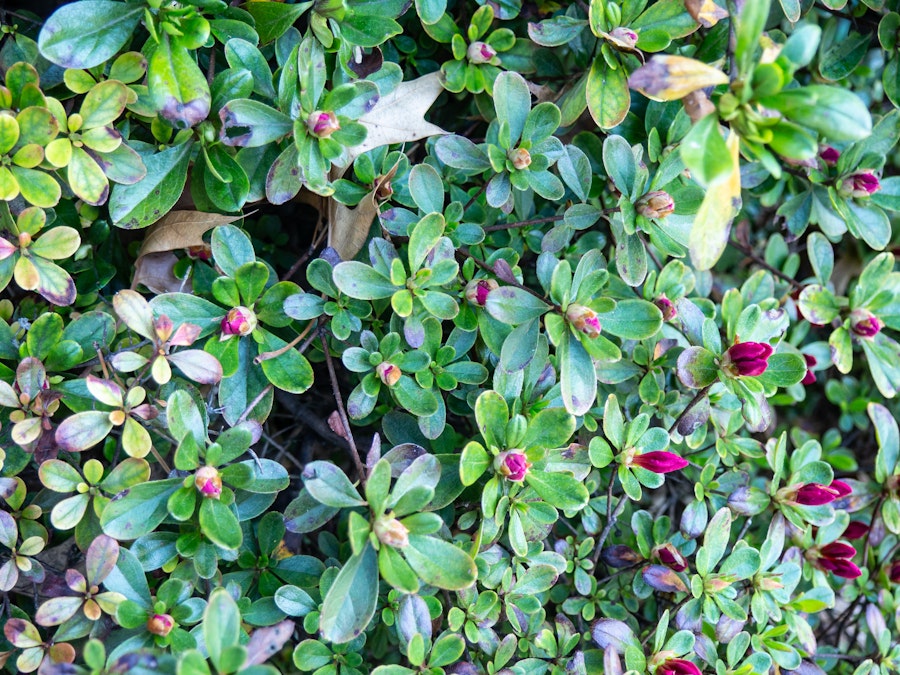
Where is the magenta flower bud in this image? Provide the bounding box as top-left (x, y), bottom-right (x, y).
top-left (654, 295), bottom-right (677, 321)
top-left (307, 110), bottom-right (340, 138)
top-left (496, 450), bottom-right (531, 482)
top-left (811, 541), bottom-right (861, 579)
top-left (147, 613), bottom-right (174, 637)
top-left (792, 479), bottom-right (852, 506)
top-left (839, 171), bottom-right (880, 198)
top-left (566, 304), bottom-right (602, 339)
top-left (194, 466), bottom-right (222, 499)
top-left (509, 147), bottom-right (532, 170)
top-left (466, 41), bottom-right (496, 64)
top-left (801, 354), bottom-right (817, 386)
top-left (636, 191), bottom-right (675, 219)
top-left (850, 309), bottom-right (882, 338)
top-left (844, 520), bottom-right (869, 540)
top-left (652, 543), bottom-right (688, 572)
top-left (721, 341), bottom-right (773, 377)
top-left (657, 658), bottom-right (702, 675)
top-left (376, 362), bottom-right (401, 387)
top-left (819, 146), bottom-right (840, 165)
top-left (608, 26), bottom-right (639, 49)
top-left (465, 278), bottom-right (498, 307)
top-left (221, 306), bottom-right (257, 337)
top-left (630, 451), bottom-right (688, 474)
top-left (890, 560), bottom-right (900, 583)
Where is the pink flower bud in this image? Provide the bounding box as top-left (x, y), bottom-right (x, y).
top-left (307, 111), bottom-right (340, 138)
top-left (654, 295), bottom-right (677, 321)
top-left (652, 543), bottom-right (687, 572)
top-left (509, 147), bottom-right (532, 170)
top-left (657, 658), bottom-right (702, 675)
top-left (465, 278), bottom-right (499, 307)
top-left (467, 41), bottom-right (497, 64)
top-left (890, 560), bottom-right (900, 583)
top-left (819, 146), bottom-right (840, 165)
top-left (376, 362), bottom-right (401, 387)
top-left (839, 171), bottom-right (880, 198)
top-left (722, 341), bottom-right (773, 377)
top-left (630, 451), bottom-right (688, 474)
top-left (194, 466), bottom-right (222, 499)
top-left (565, 304), bottom-right (601, 339)
top-left (374, 517), bottom-right (410, 548)
top-left (850, 309), bottom-right (882, 338)
top-left (791, 480), bottom-right (851, 506)
top-left (496, 450), bottom-right (531, 482)
top-left (147, 613), bottom-right (174, 636)
top-left (801, 353), bottom-right (817, 385)
top-left (636, 190), bottom-right (675, 219)
top-left (608, 26), bottom-right (639, 49)
top-left (844, 520), bottom-right (869, 540)
top-left (221, 306), bottom-right (257, 337)
top-left (810, 541), bottom-right (860, 579)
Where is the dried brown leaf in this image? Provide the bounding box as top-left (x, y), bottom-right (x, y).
top-left (132, 252), bottom-right (187, 294)
top-left (685, 0), bottom-right (729, 28)
top-left (246, 620), bottom-right (295, 666)
top-left (329, 164), bottom-right (400, 261)
top-left (136, 210), bottom-right (243, 259)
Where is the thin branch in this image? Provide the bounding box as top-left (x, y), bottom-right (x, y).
top-left (668, 384), bottom-right (713, 435)
top-left (320, 331), bottom-right (367, 486)
top-left (728, 237), bottom-right (802, 290)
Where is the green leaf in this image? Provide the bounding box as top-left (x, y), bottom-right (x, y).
top-left (760, 85), bottom-right (872, 142)
top-left (403, 534), bottom-right (477, 590)
top-left (220, 99), bottom-right (293, 147)
top-left (493, 71), bottom-right (531, 146)
top-left (525, 470), bottom-right (589, 511)
top-left (205, 588), bottom-right (242, 671)
top-left (587, 56), bottom-right (630, 131)
top-left (333, 261), bottom-right (398, 300)
top-left (100, 478), bottom-right (182, 540)
top-left (597, 300), bottom-right (663, 340)
top-left (320, 544), bottom-right (379, 644)
top-left (199, 498), bottom-right (243, 550)
top-left (460, 441), bottom-right (490, 486)
top-left (734, 0), bottom-right (771, 77)
top-left (485, 287), bottom-right (550, 324)
top-left (148, 34), bottom-right (211, 129)
top-left (302, 461), bottom-right (364, 508)
top-left (869, 402), bottom-right (899, 482)
top-left (696, 507), bottom-right (731, 576)
top-left (109, 142), bottom-right (192, 229)
top-left (681, 114), bottom-right (731, 187)
top-left (38, 1), bottom-right (143, 69)
top-left (559, 330), bottom-right (597, 416)
top-left (757, 353), bottom-right (806, 388)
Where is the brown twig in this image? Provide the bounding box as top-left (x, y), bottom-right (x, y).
top-left (320, 331), bottom-right (367, 485)
top-left (668, 384), bottom-right (713, 435)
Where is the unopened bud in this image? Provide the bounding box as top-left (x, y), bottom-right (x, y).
top-left (221, 306), bottom-right (257, 337)
top-left (850, 309), bottom-right (882, 338)
top-left (607, 26), bottom-right (638, 50)
top-left (467, 41), bottom-right (496, 64)
top-left (819, 146), bottom-right (840, 165)
top-left (839, 171), bottom-right (880, 198)
top-left (147, 613), bottom-right (174, 636)
top-left (654, 295), bottom-right (677, 321)
top-left (495, 450), bottom-right (531, 482)
top-left (374, 516), bottom-right (409, 548)
top-left (376, 362), bottom-right (401, 387)
top-left (307, 111), bottom-right (340, 138)
top-left (510, 147), bottom-right (531, 170)
top-left (194, 466), bottom-right (222, 499)
top-left (565, 304), bottom-right (601, 338)
top-left (636, 191), bottom-right (675, 219)
top-left (465, 278), bottom-right (498, 306)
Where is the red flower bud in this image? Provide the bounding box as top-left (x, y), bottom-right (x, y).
top-left (657, 658), bottom-right (702, 675)
top-left (496, 450), bottom-right (531, 482)
top-left (465, 278), bottom-right (498, 307)
top-left (722, 341), bottom-right (773, 377)
top-left (839, 171), bottom-right (880, 198)
top-left (467, 41), bottom-right (497, 64)
top-left (810, 541), bottom-right (860, 579)
top-left (636, 191), bottom-right (675, 219)
top-left (819, 146), bottom-right (840, 165)
top-left (844, 520), bottom-right (869, 540)
top-left (850, 309), bottom-right (882, 338)
top-left (630, 451), bottom-right (688, 474)
top-left (147, 613), bottom-right (174, 637)
top-left (566, 304), bottom-right (602, 338)
top-left (654, 295), bottom-right (677, 321)
top-left (652, 543), bottom-right (688, 572)
top-left (194, 466), bottom-right (222, 499)
top-left (792, 479), bottom-right (851, 506)
top-left (376, 362), bottom-right (401, 387)
top-left (889, 560), bottom-right (900, 583)
top-left (307, 111), bottom-right (340, 138)
top-left (801, 354), bottom-right (817, 385)
top-left (221, 306), bottom-right (257, 337)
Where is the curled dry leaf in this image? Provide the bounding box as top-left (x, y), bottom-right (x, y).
top-left (132, 210), bottom-right (244, 292)
top-left (329, 162), bottom-right (400, 261)
top-left (328, 410), bottom-right (348, 440)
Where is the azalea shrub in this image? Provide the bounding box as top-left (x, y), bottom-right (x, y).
top-left (0, 0), bottom-right (899, 673)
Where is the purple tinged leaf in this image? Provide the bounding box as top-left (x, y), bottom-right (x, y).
top-left (590, 618), bottom-right (636, 652)
top-left (85, 534), bottom-right (119, 585)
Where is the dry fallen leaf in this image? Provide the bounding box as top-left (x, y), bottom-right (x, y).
top-left (685, 0), bottom-right (729, 28)
top-left (132, 252), bottom-right (187, 294)
top-left (329, 163), bottom-right (400, 261)
top-left (136, 210), bottom-right (244, 259)
top-left (337, 71), bottom-right (449, 169)
top-left (246, 620), bottom-right (295, 666)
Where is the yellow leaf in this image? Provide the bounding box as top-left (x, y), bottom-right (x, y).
top-left (629, 55), bottom-right (729, 102)
top-left (689, 131), bottom-right (742, 271)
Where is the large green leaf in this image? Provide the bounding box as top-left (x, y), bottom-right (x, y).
top-left (402, 534), bottom-right (477, 590)
top-left (108, 142), bottom-right (192, 229)
top-left (38, 1), bottom-right (143, 69)
top-left (100, 478), bottom-right (182, 540)
top-left (319, 544), bottom-right (379, 644)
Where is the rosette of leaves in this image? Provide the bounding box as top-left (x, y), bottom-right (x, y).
top-left (109, 289), bottom-right (223, 386)
top-left (283, 257), bottom-right (372, 341)
top-left (747, 516), bottom-right (802, 633)
top-left (0, 205), bottom-right (80, 306)
top-left (0, 508), bottom-right (46, 592)
top-left (150, 225), bottom-right (313, 423)
top-left (219, 35), bottom-right (379, 197)
top-left (332, 147), bottom-right (411, 207)
top-left (115, 578), bottom-right (206, 653)
top-left (340, 329), bottom-right (438, 421)
top-left (34, 535), bottom-right (125, 632)
top-left (435, 71), bottom-right (566, 212)
top-left (528, 0), bottom-right (699, 128)
top-left (459, 390), bottom-right (589, 555)
top-left (54, 375), bottom-right (157, 459)
top-left (799, 252), bottom-right (900, 399)
top-left (676, 293), bottom-right (806, 431)
top-left (425, 4), bottom-right (515, 95)
top-left (301, 451), bottom-right (477, 643)
top-left (332, 213), bottom-right (460, 347)
top-left (0, 357), bottom-right (61, 460)
top-left (0, 63), bottom-right (65, 208)
top-left (3, 618), bottom-right (75, 674)
top-left (38, 457), bottom-right (150, 549)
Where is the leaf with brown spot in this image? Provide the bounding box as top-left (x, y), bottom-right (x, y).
top-left (246, 619), bottom-right (295, 666)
